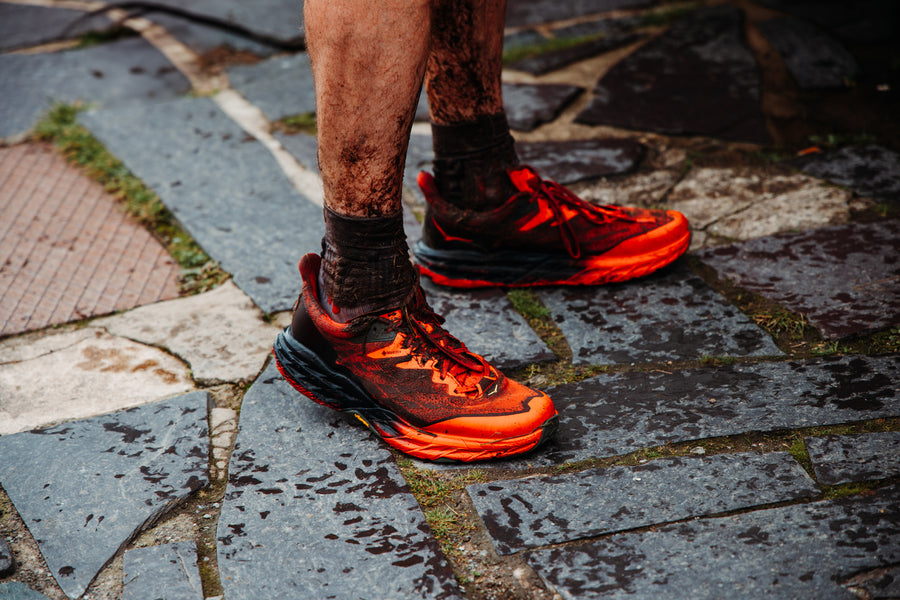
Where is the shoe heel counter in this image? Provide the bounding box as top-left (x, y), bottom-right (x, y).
top-left (291, 296), bottom-right (338, 365)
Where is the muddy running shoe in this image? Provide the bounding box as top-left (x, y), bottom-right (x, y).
top-left (413, 166), bottom-right (690, 288)
top-left (272, 253), bottom-right (558, 462)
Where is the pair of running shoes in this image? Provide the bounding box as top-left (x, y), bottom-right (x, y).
top-left (273, 166), bottom-right (690, 462)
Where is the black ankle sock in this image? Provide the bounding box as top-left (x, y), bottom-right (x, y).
top-left (319, 206), bottom-right (417, 321)
top-left (431, 113), bottom-right (519, 212)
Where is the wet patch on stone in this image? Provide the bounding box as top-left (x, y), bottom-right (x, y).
top-left (469, 452), bottom-right (817, 554)
top-left (698, 220), bottom-right (900, 339)
top-left (123, 542), bottom-right (203, 600)
top-left (0, 3), bottom-right (111, 52)
top-left (420, 279), bottom-right (554, 371)
top-left (791, 144), bottom-right (900, 203)
top-left (504, 83), bottom-right (583, 132)
top-left (539, 263), bottom-right (781, 366)
top-left (526, 485), bottom-right (900, 600)
top-left (217, 363), bottom-right (461, 600)
top-left (227, 53), bottom-right (316, 122)
top-left (576, 6), bottom-right (768, 143)
top-left (0, 392), bottom-right (209, 599)
top-left (805, 432), bottom-right (900, 486)
top-left (509, 32), bottom-right (641, 76)
top-left (516, 138), bottom-right (645, 184)
top-left (0, 583), bottom-right (53, 600)
top-left (758, 17), bottom-right (859, 90)
top-left (0, 37), bottom-right (190, 141)
top-left (505, 0), bottom-right (654, 29)
top-left (81, 96), bottom-right (323, 313)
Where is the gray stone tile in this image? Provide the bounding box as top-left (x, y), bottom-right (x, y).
top-left (755, 0), bottom-right (896, 44)
top-left (503, 29), bottom-right (546, 53)
top-left (509, 32), bottom-right (641, 76)
top-left (227, 53), bottom-right (316, 122)
top-left (500, 355), bottom-right (900, 468)
top-left (147, 13), bottom-right (278, 57)
top-left (0, 392), bottom-right (209, 599)
top-left (0, 536), bottom-right (12, 577)
top-left (80, 96), bottom-right (323, 314)
top-left (539, 264), bottom-right (781, 366)
top-left (853, 566), bottom-right (900, 599)
top-left (526, 485), bottom-right (900, 600)
top-left (505, 83), bottom-right (583, 131)
top-left (217, 363), bottom-right (462, 600)
top-left (792, 144), bottom-right (900, 203)
top-left (516, 138), bottom-right (645, 184)
top-left (0, 583), bottom-right (52, 600)
top-left (759, 17), bottom-right (858, 90)
top-left (576, 6), bottom-right (769, 143)
top-left (505, 0), bottom-right (654, 29)
top-left (420, 279), bottom-right (554, 372)
top-left (0, 3), bottom-right (111, 52)
top-left (805, 432), bottom-right (900, 486)
top-left (274, 130), bottom-right (319, 172)
top-left (468, 452), bottom-right (817, 554)
top-left (697, 220), bottom-right (900, 340)
top-left (0, 37), bottom-right (190, 140)
top-left (123, 542), bottom-right (203, 600)
top-left (551, 15), bottom-right (642, 39)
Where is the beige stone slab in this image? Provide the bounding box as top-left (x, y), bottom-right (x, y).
top-left (95, 281), bottom-right (279, 385)
top-left (0, 328), bottom-right (193, 435)
top-left (570, 170), bottom-right (681, 207)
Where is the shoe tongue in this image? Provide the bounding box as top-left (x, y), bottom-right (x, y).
top-left (508, 167), bottom-right (540, 192)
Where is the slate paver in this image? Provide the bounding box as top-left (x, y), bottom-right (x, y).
top-left (0, 3), bottom-right (111, 52)
top-left (0, 583), bottom-right (52, 600)
top-left (468, 452), bottom-right (817, 554)
top-left (805, 432), bottom-right (900, 486)
top-left (792, 144), bottom-right (900, 203)
top-left (755, 0), bottom-right (895, 44)
top-left (505, 0), bottom-right (654, 29)
top-left (576, 6), bottom-right (769, 143)
top-left (226, 53), bottom-right (317, 122)
top-left (539, 264), bottom-right (781, 366)
top-left (854, 566), bottom-right (900, 599)
top-left (569, 169), bottom-right (680, 208)
top-left (758, 17), bottom-right (858, 90)
top-left (698, 220), bottom-right (900, 340)
top-left (0, 37), bottom-right (190, 141)
top-left (525, 485), bottom-right (900, 600)
top-left (80, 96), bottom-right (323, 314)
top-left (516, 138), bottom-right (645, 184)
top-left (509, 32), bottom-right (641, 76)
top-left (216, 363), bottom-right (462, 600)
top-left (0, 392), bottom-right (209, 599)
top-left (551, 15), bottom-right (642, 39)
top-left (0, 536), bottom-right (12, 577)
top-left (123, 542), bottom-right (204, 600)
top-left (504, 83), bottom-right (583, 132)
top-left (147, 13), bottom-right (279, 57)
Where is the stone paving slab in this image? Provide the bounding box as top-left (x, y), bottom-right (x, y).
top-left (504, 83), bottom-right (583, 132)
top-left (517, 138), bottom-right (645, 185)
top-left (0, 391), bottom-right (209, 599)
top-left (792, 144), bottom-right (900, 203)
top-left (698, 220), bottom-right (900, 340)
top-left (758, 17), bottom-right (858, 90)
top-left (509, 31), bottom-right (641, 76)
top-left (854, 566), bottom-right (900, 599)
top-left (525, 485), bottom-right (900, 600)
top-left (0, 536), bottom-right (12, 577)
top-left (0, 37), bottom-right (190, 141)
top-left (0, 583), bottom-right (52, 600)
top-left (0, 143), bottom-right (181, 337)
top-left (80, 96), bottom-right (323, 314)
top-left (123, 542), bottom-right (203, 600)
top-left (226, 53), bottom-right (316, 122)
top-left (147, 13), bottom-right (279, 57)
top-left (538, 263), bottom-right (781, 366)
top-left (0, 3), bottom-right (111, 52)
top-left (468, 451), bottom-right (817, 554)
top-left (576, 6), bottom-right (769, 143)
top-left (756, 0), bottom-right (896, 44)
top-left (805, 432), bottom-right (900, 486)
top-left (505, 0), bottom-right (654, 29)
top-left (217, 363), bottom-right (462, 600)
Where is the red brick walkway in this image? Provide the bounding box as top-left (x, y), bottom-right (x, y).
top-left (0, 143), bottom-right (180, 337)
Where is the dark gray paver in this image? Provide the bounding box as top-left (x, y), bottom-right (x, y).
top-left (227, 54), bottom-right (317, 122)
top-left (504, 83), bottom-right (583, 132)
top-left (147, 13), bottom-right (278, 57)
top-left (756, 0), bottom-right (897, 44)
top-left (468, 452), bottom-right (817, 554)
top-left (539, 264), bottom-right (781, 366)
top-left (805, 432), bottom-right (900, 486)
top-left (0, 392), bottom-right (209, 599)
top-left (503, 29), bottom-right (546, 53)
top-left (576, 6), bottom-right (768, 143)
top-left (0, 3), bottom-right (111, 52)
top-left (81, 96), bottom-right (323, 314)
top-left (217, 363), bottom-right (461, 600)
top-left (0, 536), bottom-right (12, 577)
top-left (526, 485), bottom-right (900, 600)
top-left (855, 566), bottom-right (900, 599)
top-left (551, 15), bottom-right (641, 39)
top-left (758, 17), bottom-right (859, 90)
top-left (793, 144), bottom-right (900, 203)
top-left (517, 138), bottom-right (645, 184)
top-left (0, 37), bottom-right (190, 141)
top-left (123, 542), bottom-right (203, 600)
top-left (509, 32), bottom-right (641, 76)
top-left (505, 0), bottom-right (654, 29)
top-left (698, 220), bottom-right (900, 340)
top-left (0, 583), bottom-right (52, 600)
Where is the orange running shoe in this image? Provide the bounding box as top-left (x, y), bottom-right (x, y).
top-left (272, 253), bottom-right (559, 462)
top-left (413, 166), bottom-right (690, 288)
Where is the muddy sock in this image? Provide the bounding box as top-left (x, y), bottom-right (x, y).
top-left (431, 113), bottom-right (520, 212)
top-left (318, 206), bottom-right (418, 323)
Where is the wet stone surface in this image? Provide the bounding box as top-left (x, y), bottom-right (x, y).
top-left (0, 3), bottom-right (111, 52)
top-left (468, 452), bottom-right (817, 554)
top-left (504, 83), bottom-right (583, 132)
top-left (496, 355), bottom-right (900, 469)
top-left (0, 37), bottom-right (190, 140)
top-left (805, 432), bottom-right (900, 486)
top-left (516, 138), bottom-right (645, 184)
top-left (227, 53), bottom-right (317, 122)
top-left (698, 220), bottom-right (900, 340)
top-left (854, 566), bottom-right (900, 599)
top-left (0, 583), bottom-right (52, 600)
top-left (577, 6), bottom-right (768, 143)
top-left (505, 0), bottom-right (654, 29)
top-left (758, 17), bottom-right (858, 90)
top-left (81, 97), bottom-right (323, 314)
top-left (0, 391), bottom-right (209, 599)
top-left (123, 542), bottom-right (204, 600)
top-left (526, 485), bottom-right (900, 600)
top-left (539, 264), bottom-right (781, 366)
top-left (509, 32), bottom-right (641, 76)
top-left (217, 363), bottom-right (462, 600)
top-left (147, 12), bottom-right (278, 57)
top-left (0, 536), bottom-right (13, 577)
top-left (755, 0), bottom-right (897, 44)
top-left (792, 144), bottom-right (900, 203)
